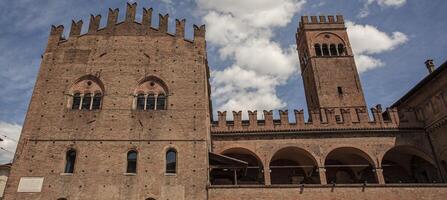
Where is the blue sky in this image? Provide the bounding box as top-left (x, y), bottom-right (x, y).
top-left (0, 0), bottom-right (446, 163)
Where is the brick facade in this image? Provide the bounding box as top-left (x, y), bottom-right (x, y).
top-left (3, 3), bottom-right (447, 200)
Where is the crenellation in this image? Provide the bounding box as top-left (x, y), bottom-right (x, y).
top-left (210, 106), bottom-right (424, 132)
top-left (125, 2), bottom-right (137, 23)
top-left (310, 16), bottom-right (318, 23)
top-left (194, 24), bottom-right (206, 38)
top-left (159, 14), bottom-right (169, 33)
top-left (176, 19), bottom-right (186, 38)
top-left (107, 8), bottom-right (119, 28)
top-left (47, 3), bottom-right (205, 47)
top-left (88, 14), bottom-right (101, 34)
top-left (232, 111), bottom-right (242, 128)
top-left (69, 20), bottom-right (83, 38)
top-left (327, 16), bottom-right (335, 23)
top-left (142, 8), bottom-right (153, 26)
top-left (319, 16), bottom-right (327, 23)
top-left (336, 15), bottom-right (344, 23)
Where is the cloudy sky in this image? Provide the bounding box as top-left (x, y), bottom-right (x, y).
top-left (0, 0), bottom-right (446, 163)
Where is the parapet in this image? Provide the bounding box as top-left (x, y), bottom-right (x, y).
top-left (47, 3), bottom-right (205, 47)
top-left (298, 15), bottom-right (346, 32)
top-left (211, 105), bottom-right (424, 133)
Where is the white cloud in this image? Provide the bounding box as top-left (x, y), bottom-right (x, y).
top-left (347, 21), bottom-right (408, 73)
top-left (360, 0), bottom-right (407, 18)
top-left (197, 0), bottom-right (305, 114)
top-left (0, 122), bottom-right (21, 164)
top-left (368, 0), bottom-right (407, 7)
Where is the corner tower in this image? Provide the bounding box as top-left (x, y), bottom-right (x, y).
top-left (296, 15), bottom-right (367, 113)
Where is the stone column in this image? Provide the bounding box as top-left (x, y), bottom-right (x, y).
top-left (375, 168), bottom-right (385, 184)
top-left (264, 165), bottom-right (271, 186)
top-left (318, 167), bottom-right (327, 185)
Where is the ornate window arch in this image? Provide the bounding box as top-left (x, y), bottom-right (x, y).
top-left (69, 75), bottom-right (104, 111)
top-left (133, 76), bottom-right (169, 111)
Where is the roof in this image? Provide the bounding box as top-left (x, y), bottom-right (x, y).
top-left (392, 60), bottom-right (447, 108)
top-left (209, 152), bottom-right (248, 167)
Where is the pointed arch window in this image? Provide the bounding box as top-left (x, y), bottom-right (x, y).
top-left (134, 77), bottom-right (169, 111)
top-left (136, 94), bottom-right (146, 110)
top-left (157, 94), bottom-right (166, 110)
top-left (314, 44), bottom-right (322, 57)
top-left (338, 44), bottom-right (345, 56)
top-left (166, 149), bottom-right (177, 174)
top-left (72, 93), bottom-right (81, 110)
top-left (330, 44), bottom-right (338, 56)
top-left (64, 149), bottom-right (77, 174)
top-left (322, 44), bottom-right (330, 56)
top-left (127, 150), bottom-right (138, 174)
top-left (69, 77), bottom-right (104, 111)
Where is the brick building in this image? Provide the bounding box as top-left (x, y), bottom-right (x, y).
top-left (3, 3), bottom-right (447, 200)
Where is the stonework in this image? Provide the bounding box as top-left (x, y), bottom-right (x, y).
top-left (3, 3), bottom-right (447, 200)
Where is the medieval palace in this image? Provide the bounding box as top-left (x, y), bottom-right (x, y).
top-left (3, 3), bottom-right (447, 200)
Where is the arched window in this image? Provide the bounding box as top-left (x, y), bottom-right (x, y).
top-left (127, 150), bottom-right (138, 174)
top-left (147, 94), bottom-right (156, 110)
top-left (134, 77), bottom-right (169, 111)
top-left (338, 44), bottom-right (345, 56)
top-left (314, 44), bottom-right (322, 57)
top-left (92, 93), bottom-right (102, 110)
top-left (64, 149), bottom-right (76, 174)
top-left (72, 93), bottom-right (81, 110)
top-left (157, 94), bottom-right (166, 110)
top-left (69, 76), bottom-right (104, 111)
top-left (136, 94), bottom-right (146, 110)
top-left (57, 198), bottom-right (67, 200)
top-left (145, 198), bottom-right (156, 200)
top-left (322, 44), bottom-right (330, 56)
top-left (166, 149), bottom-right (177, 174)
top-left (330, 44), bottom-right (338, 56)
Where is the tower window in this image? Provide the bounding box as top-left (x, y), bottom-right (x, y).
top-left (127, 150), bottom-right (138, 174)
top-left (69, 76), bottom-right (104, 111)
top-left (338, 44), bottom-right (345, 56)
top-left (166, 149), bottom-right (177, 174)
top-left (337, 86), bottom-right (343, 95)
top-left (330, 44), bottom-right (338, 56)
top-left (314, 44), bottom-right (322, 57)
top-left (64, 149), bottom-right (77, 174)
top-left (134, 77), bottom-right (169, 111)
top-left (322, 44), bottom-right (330, 56)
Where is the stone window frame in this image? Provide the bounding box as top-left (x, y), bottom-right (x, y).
top-left (68, 75), bottom-right (105, 111)
top-left (133, 76), bottom-right (169, 111)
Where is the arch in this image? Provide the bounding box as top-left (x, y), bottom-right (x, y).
top-left (57, 198), bottom-right (67, 200)
top-left (69, 75), bottom-right (104, 110)
top-left (312, 32), bottom-right (347, 46)
top-left (166, 148), bottom-right (177, 174)
top-left (145, 198), bottom-right (156, 200)
top-left (382, 146), bottom-right (440, 183)
top-left (210, 148), bottom-right (264, 185)
top-left (134, 76), bottom-right (169, 111)
top-left (64, 149), bottom-right (77, 174)
top-left (270, 147), bottom-right (320, 184)
top-left (325, 147), bottom-right (377, 184)
top-left (126, 150), bottom-right (138, 173)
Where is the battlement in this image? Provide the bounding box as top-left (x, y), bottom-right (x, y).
top-left (48, 3), bottom-right (205, 46)
top-left (211, 105), bottom-right (424, 133)
top-left (298, 15), bottom-right (346, 32)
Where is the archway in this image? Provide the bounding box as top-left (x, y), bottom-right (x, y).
top-left (382, 146), bottom-right (440, 183)
top-left (270, 147), bottom-right (320, 184)
top-left (210, 148), bottom-right (264, 185)
top-left (325, 147), bottom-right (377, 184)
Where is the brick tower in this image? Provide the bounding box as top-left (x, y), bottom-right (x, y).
top-left (296, 16), bottom-right (367, 113)
top-left (4, 3), bottom-right (211, 200)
